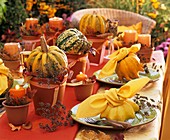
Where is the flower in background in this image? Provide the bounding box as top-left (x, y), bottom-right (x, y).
top-left (147, 12), bottom-right (158, 19)
top-left (25, 0), bottom-right (86, 24)
top-left (152, 1), bottom-right (160, 9)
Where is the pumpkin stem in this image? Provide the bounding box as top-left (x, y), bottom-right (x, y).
top-left (40, 35), bottom-right (48, 52)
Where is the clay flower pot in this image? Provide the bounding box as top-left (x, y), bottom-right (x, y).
top-left (67, 53), bottom-right (90, 83)
top-left (87, 36), bottom-right (107, 65)
top-left (22, 35), bottom-right (41, 51)
top-left (137, 47), bottom-right (153, 63)
top-left (2, 100), bottom-right (30, 126)
top-left (30, 74), bottom-right (68, 115)
top-left (74, 80), bottom-right (96, 101)
top-left (3, 60), bottom-right (20, 70)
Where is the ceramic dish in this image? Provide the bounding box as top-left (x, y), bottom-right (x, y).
top-left (93, 68), bottom-right (160, 86)
top-left (71, 104), bottom-right (157, 130)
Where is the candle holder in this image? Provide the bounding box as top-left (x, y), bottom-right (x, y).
top-left (2, 84), bottom-right (36, 126)
top-left (20, 21), bottom-right (43, 51)
top-left (0, 42), bottom-right (21, 70)
top-left (136, 34), bottom-right (153, 63)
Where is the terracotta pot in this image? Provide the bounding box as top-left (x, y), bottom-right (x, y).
top-left (3, 60), bottom-right (20, 70)
top-left (30, 75), bottom-right (67, 115)
top-left (22, 35), bottom-right (41, 51)
top-left (2, 100), bottom-right (30, 126)
top-left (67, 53), bottom-right (90, 82)
top-left (87, 36), bottom-right (107, 65)
top-left (74, 81), bottom-right (96, 101)
top-left (137, 47), bottom-right (153, 63)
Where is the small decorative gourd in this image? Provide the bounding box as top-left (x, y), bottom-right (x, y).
top-left (56, 28), bottom-right (92, 55)
top-left (79, 12), bottom-right (108, 35)
top-left (76, 72), bottom-right (88, 82)
top-left (26, 35), bottom-right (68, 79)
top-left (116, 53), bottom-right (144, 81)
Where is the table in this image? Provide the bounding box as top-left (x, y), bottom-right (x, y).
top-left (0, 50), bottom-right (165, 140)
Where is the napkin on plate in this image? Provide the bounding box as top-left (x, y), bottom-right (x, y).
top-left (0, 58), bottom-right (10, 95)
top-left (98, 44), bottom-right (141, 79)
top-left (76, 77), bottom-right (150, 121)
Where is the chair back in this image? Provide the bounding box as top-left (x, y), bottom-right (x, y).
top-left (71, 8), bottom-right (156, 34)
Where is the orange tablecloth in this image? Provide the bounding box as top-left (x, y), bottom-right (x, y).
top-left (0, 50), bottom-right (164, 140)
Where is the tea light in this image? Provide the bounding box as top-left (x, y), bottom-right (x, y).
top-left (25, 18), bottom-right (38, 30)
top-left (138, 34), bottom-right (151, 47)
top-left (9, 85), bottom-right (26, 98)
top-left (123, 30), bottom-right (137, 46)
top-left (49, 17), bottom-right (63, 30)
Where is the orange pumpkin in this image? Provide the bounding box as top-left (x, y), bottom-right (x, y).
top-left (76, 72), bottom-right (88, 81)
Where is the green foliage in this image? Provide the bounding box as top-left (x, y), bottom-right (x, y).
top-left (0, 0), bottom-right (7, 24)
top-left (0, 0), bottom-right (28, 42)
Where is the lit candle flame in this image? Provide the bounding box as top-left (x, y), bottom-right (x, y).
top-left (15, 85), bottom-right (20, 90)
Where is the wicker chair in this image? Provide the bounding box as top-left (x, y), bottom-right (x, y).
top-left (71, 8), bottom-right (156, 34)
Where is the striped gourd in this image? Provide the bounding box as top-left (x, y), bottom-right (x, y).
top-left (79, 13), bottom-right (107, 35)
top-left (26, 35), bottom-right (68, 79)
top-left (56, 28), bottom-right (92, 55)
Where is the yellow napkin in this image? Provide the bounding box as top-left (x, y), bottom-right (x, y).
top-left (0, 58), bottom-right (10, 95)
top-left (76, 77), bottom-right (150, 121)
top-left (98, 44), bottom-right (141, 79)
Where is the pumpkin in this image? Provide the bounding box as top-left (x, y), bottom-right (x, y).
top-left (116, 53), bottom-right (144, 81)
top-left (56, 28), bottom-right (92, 55)
top-left (26, 35), bottom-right (68, 78)
top-left (79, 13), bottom-right (107, 35)
top-left (76, 72), bottom-right (88, 81)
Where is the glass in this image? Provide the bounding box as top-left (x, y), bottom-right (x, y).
top-left (20, 51), bottom-right (31, 66)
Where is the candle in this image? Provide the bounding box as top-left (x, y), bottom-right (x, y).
top-left (123, 30), bottom-right (137, 46)
top-left (4, 43), bottom-right (21, 56)
top-left (49, 17), bottom-right (63, 30)
top-left (9, 85), bottom-right (26, 98)
top-left (138, 34), bottom-right (151, 47)
top-left (25, 18), bottom-right (38, 30)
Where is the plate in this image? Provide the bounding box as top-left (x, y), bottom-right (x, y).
top-left (93, 68), bottom-right (160, 86)
top-left (71, 104), bottom-right (157, 129)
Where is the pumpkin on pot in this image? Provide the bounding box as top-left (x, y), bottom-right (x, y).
top-left (56, 28), bottom-right (93, 55)
top-left (26, 35), bottom-right (68, 82)
top-left (79, 12), bottom-right (108, 35)
top-left (25, 35), bottom-right (68, 115)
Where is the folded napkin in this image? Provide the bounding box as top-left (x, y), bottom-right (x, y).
top-left (0, 58), bottom-right (10, 95)
top-left (98, 44), bottom-right (141, 79)
top-left (76, 77), bottom-right (150, 121)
